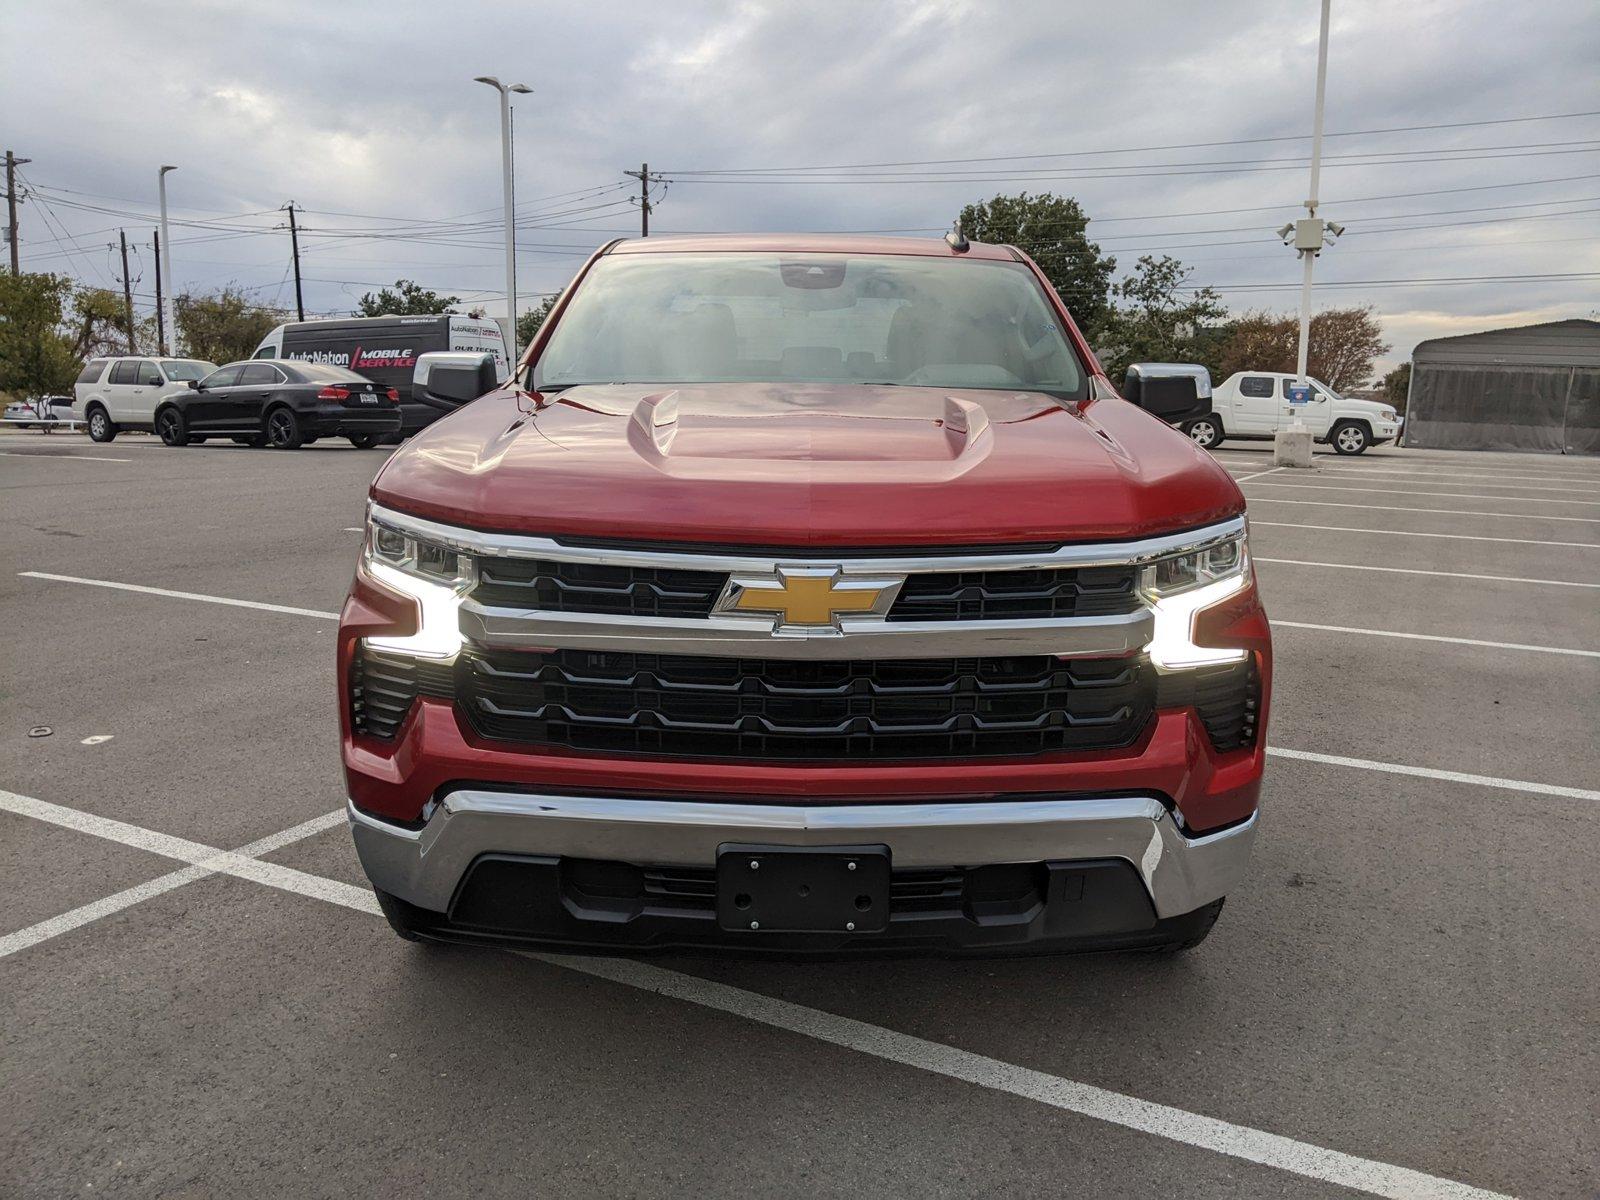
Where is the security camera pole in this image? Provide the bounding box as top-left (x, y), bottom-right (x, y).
top-left (1274, 0), bottom-right (1339, 468)
top-left (474, 76), bottom-right (532, 371)
top-left (158, 165), bottom-right (178, 355)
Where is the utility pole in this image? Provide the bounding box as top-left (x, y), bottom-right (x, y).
top-left (285, 202), bottom-right (305, 321)
top-left (153, 229), bottom-right (166, 354)
top-left (624, 162), bottom-right (663, 237)
top-left (5, 150), bottom-right (32, 273)
top-left (118, 230), bottom-right (139, 353)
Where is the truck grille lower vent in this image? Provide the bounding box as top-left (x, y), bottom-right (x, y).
top-left (1153, 659), bottom-right (1260, 753)
top-left (459, 649), bottom-right (1154, 761)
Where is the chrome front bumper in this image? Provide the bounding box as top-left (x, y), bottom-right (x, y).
top-left (348, 790), bottom-right (1258, 919)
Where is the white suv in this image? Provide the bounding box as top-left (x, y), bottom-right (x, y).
top-left (1190, 371), bottom-right (1401, 455)
top-left (74, 356), bottom-right (217, 442)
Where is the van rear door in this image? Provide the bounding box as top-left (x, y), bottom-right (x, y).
top-left (448, 316), bottom-right (510, 380)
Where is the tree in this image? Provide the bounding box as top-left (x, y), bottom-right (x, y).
top-left (1215, 306), bottom-right (1389, 392)
top-left (356, 279), bottom-right (459, 317)
top-left (1380, 361), bottom-right (1412, 413)
top-left (515, 293), bottom-right (561, 350)
top-left (958, 193), bottom-right (1117, 339)
top-left (1097, 255), bottom-right (1226, 384)
top-left (0, 273), bottom-right (80, 398)
top-left (0, 274), bottom-right (140, 399)
top-left (175, 288), bottom-right (285, 365)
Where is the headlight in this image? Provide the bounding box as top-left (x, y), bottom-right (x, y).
top-left (361, 513), bottom-right (474, 658)
top-left (1141, 529), bottom-right (1250, 670)
top-left (1380, 407), bottom-right (1397, 421)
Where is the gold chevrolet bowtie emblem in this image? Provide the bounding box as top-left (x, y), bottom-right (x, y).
top-left (721, 569), bottom-right (901, 627)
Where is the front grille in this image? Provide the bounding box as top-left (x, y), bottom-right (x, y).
top-left (458, 648), bottom-right (1154, 761)
top-left (471, 558), bottom-right (724, 617)
top-left (888, 565), bottom-right (1139, 622)
top-left (1155, 659), bottom-right (1260, 752)
top-left (466, 555), bottom-right (1140, 623)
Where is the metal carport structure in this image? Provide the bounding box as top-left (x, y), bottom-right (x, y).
top-left (1403, 318), bottom-right (1600, 454)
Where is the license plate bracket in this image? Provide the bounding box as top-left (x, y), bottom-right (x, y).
top-left (716, 844), bottom-right (890, 933)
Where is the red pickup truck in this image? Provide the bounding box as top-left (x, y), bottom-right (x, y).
top-left (339, 234), bottom-right (1270, 957)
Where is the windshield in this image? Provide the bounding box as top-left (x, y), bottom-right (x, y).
top-left (536, 252), bottom-right (1086, 398)
top-left (161, 360), bottom-right (215, 381)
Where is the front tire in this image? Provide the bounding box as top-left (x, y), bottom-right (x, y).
top-left (1330, 420), bottom-right (1370, 455)
top-left (86, 406), bottom-right (117, 443)
top-left (155, 406), bottom-right (190, 447)
top-left (1183, 415), bottom-right (1223, 450)
top-left (265, 406), bottom-right (304, 449)
top-left (348, 433), bottom-right (382, 449)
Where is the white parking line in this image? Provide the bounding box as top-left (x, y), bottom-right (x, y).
top-left (0, 785), bottom-right (1515, 1200)
top-left (1320, 469), bottom-right (1600, 492)
top-left (1254, 557), bottom-right (1600, 590)
top-left (1247, 497), bottom-right (1600, 523)
top-left (1266, 748), bottom-right (1600, 802)
top-left (1230, 466), bottom-right (1286, 484)
top-left (17, 572), bottom-right (340, 620)
top-left (543, 954), bottom-right (1511, 1200)
top-left (0, 791), bottom-right (370, 913)
top-left (1251, 521), bottom-right (1599, 549)
top-left (1246, 481), bottom-right (1600, 507)
top-left (0, 452), bottom-right (132, 463)
top-left (0, 809), bottom-right (345, 960)
top-left (1273, 620), bottom-right (1598, 659)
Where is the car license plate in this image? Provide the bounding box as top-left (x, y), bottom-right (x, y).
top-left (716, 844), bottom-right (890, 932)
top-left (360, 393), bottom-right (379, 404)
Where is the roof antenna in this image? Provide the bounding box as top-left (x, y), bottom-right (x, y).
top-left (945, 218), bottom-right (970, 253)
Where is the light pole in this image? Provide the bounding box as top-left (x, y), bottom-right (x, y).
top-left (158, 165), bottom-right (177, 355)
top-left (1273, 0), bottom-right (1343, 466)
top-left (473, 76), bottom-right (531, 373)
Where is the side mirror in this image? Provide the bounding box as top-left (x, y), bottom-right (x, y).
top-left (413, 351), bottom-right (499, 411)
top-left (187, 380), bottom-right (201, 390)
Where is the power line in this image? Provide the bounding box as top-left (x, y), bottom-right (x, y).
top-left (657, 110), bottom-right (1600, 173)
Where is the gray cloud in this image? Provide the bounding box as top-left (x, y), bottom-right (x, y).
top-left (4, 0), bottom-right (1596, 373)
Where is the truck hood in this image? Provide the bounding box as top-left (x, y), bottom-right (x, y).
top-left (372, 382), bottom-right (1243, 547)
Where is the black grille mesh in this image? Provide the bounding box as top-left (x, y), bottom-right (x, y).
top-left (458, 648), bottom-right (1153, 760)
top-left (888, 565), bottom-right (1139, 622)
top-left (467, 556), bottom-right (1140, 624)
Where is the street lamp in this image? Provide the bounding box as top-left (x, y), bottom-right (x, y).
top-left (473, 76), bottom-right (532, 373)
top-left (158, 165), bottom-right (177, 355)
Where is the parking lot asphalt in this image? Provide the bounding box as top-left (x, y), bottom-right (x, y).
top-left (2, 427), bottom-right (1597, 1199)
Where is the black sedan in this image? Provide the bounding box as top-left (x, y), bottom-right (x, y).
top-left (154, 360), bottom-right (403, 449)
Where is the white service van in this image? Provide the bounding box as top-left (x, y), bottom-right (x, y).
top-left (252, 315), bottom-right (509, 435)
top-left (1190, 371), bottom-right (1401, 455)
top-left (73, 356), bottom-right (219, 442)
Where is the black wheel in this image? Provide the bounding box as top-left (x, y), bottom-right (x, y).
top-left (232, 435), bottom-right (268, 448)
top-left (1142, 898), bottom-right (1225, 956)
top-left (155, 406), bottom-right (190, 447)
top-left (265, 406), bottom-right (304, 449)
top-left (1330, 420), bottom-right (1370, 455)
top-left (348, 433), bottom-right (382, 449)
top-left (86, 406), bottom-right (117, 443)
top-left (1183, 415), bottom-right (1223, 450)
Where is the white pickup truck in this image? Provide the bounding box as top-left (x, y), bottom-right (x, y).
top-left (1186, 371), bottom-right (1400, 455)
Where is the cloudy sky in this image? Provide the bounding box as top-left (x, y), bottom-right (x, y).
top-left (4, 0), bottom-right (1597, 374)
